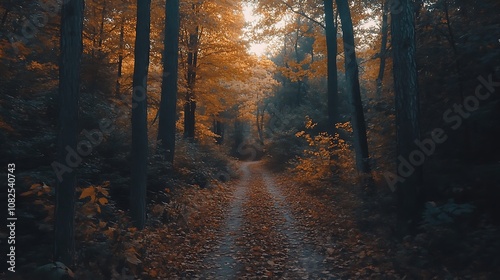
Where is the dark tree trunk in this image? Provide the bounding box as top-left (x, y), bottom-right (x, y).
top-left (184, 100), bottom-right (196, 139)
top-left (336, 0), bottom-right (371, 173)
top-left (157, 0), bottom-right (180, 162)
top-left (115, 16), bottom-right (125, 95)
top-left (213, 117), bottom-right (224, 145)
top-left (324, 0), bottom-right (339, 134)
top-left (376, 0), bottom-right (389, 98)
top-left (256, 102), bottom-right (266, 146)
top-left (98, 0), bottom-right (106, 50)
top-left (130, 0), bottom-right (151, 230)
top-left (294, 21), bottom-right (302, 107)
top-left (391, 0), bottom-right (422, 235)
top-left (282, 38), bottom-right (289, 88)
top-left (443, 0), bottom-right (470, 156)
top-left (184, 26), bottom-right (198, 139)
top-left (443, 0), bottom-right (463, 102)
top-left (54, 0), bottom-right (84, 266)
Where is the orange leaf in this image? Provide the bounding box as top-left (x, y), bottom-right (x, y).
top-left (79, 187), bottom-right (95, 199)
top-left (125, 248), bottom-right (142, 265)
top-left (98, 197), bottom-right (108, 205)
top-left (20, 191), bottom-right (34, 197)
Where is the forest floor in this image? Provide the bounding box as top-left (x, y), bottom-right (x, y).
top-left (163, 160), bottom-right (401, 279)
top-left (202, 161), bottom-right (329, 279)
top-left (13, 160), bottom-right (499, 279)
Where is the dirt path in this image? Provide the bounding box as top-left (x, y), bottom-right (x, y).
top-left (203, 161), bottom-right (331, 279)
top-left (202, 162), bottom-right (251, 279)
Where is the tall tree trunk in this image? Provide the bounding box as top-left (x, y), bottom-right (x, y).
top-left (115, 16), bottom-right (125, 95)
top-left (213, 116), bottom-right (224, 145)
top-left (282, 36), bottom-right (290, 88)
top-left (391, 0), bottom-right (422, 235)
top-left (256, 104), bottom-right (265, 146)
top-left (256, 96), bottom-right (268, 146)
top-left (376, 0), bottom-right (389, 98)
top-left (443, 0), bottom-right (470, 156)
top-left (184, 26), bottom-right (198, 139)
top-left (54, 0), bottom-right (84, 266)
top-left (324, 0), bottom-right (339, 133)
top-left (443, 0), bottom-right (463, 102)
top-left (336, 0), bottom-right (370, 173)
top-left (294, 18), bottom-right (302, 107)
top-left (158, 0), bottom-right (180, 162)
top-left (98, 0), bottom-right (106, 50)
top-left (130, 0), bottom-right (151, 230)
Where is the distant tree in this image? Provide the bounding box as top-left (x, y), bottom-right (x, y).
top-left (130, 0), bottom-right (151, 229)
top-left (54, 0), bottom-right (84, 265)
top-left (115, 16), bottom-right (125, 95)
top-left (376, 0), bottom-right (389, 98)
top-left (157, 0), bottom-right (180, 162)
top-left (184, 23), bottom-right (198, 139)
top-left (323, 0), bottom-right (339, 133)
top-left (335, 0), bottom-right (370, 173)
top-left (391, 0), bottom-right (422, 234)
top-left (178, 0), bottom-right (250, 140)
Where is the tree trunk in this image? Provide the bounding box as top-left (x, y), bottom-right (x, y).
top-left (376, 0), bottom-right (389, 98)
top-left (115, 16), bottom-right (125, 95)
top-left (324, 0), bottom-right (339, 134)
top-left (443, 0), bottom-right (470, 157)
top-left (214, 117), bottom-right (224, 145)
top-left (158, 0), bottom-right (180, 162)
top-left (256, 103), bottom-right (265, 146)
top-left (391, 0), bottom-right (422, 235)
top-left (336, 0), bottom-right (371, 173)
top-left (184, 26), bottom-right (198, 139)
top-left (130, 0), bottom-right (151, 230)
top-left (294, 19), bottom-right (303, 107)
top-left (98, 0), bottom-right (106, 50)
top-left (54, 0), bottom-right (84, 266)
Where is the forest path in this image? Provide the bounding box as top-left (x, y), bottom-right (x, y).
top-left (203, 161), bottom-right (330, 279)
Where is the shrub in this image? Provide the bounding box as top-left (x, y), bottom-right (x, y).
top-left (290, 117), bottom-right (355, 185)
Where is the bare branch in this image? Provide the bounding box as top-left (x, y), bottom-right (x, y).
top-left (278, 0), bottom-right (326, 29)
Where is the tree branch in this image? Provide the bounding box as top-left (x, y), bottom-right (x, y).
top-left (278, 0), bottom-right (326, 29)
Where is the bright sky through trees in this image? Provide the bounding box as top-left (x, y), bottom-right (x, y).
top-left (242, 3), bottom-right (268, 56)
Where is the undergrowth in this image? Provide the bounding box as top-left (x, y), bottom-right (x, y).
top-left (16, 138), bottom-right (236, 279)
top-left (289, 117), bottom-right (356, 186)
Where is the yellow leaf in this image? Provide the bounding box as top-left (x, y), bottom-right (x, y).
top-left (96, 204), bottom-right (101, 213)
top-left (79, 187), bottom-right (95, 199)
top-left (30, 183), bottom-right (41, 190)
top-left (99, 221), bottom-right (107, 228)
